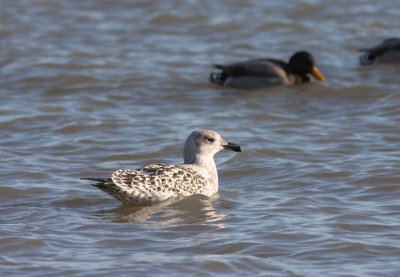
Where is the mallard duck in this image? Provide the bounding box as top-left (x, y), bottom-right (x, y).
top-left (359, 38), bottom-right (400, 65)
top-left (210, 51), bottom-right (325, 89)
top-left (82, 130), bottom-right (242, 205)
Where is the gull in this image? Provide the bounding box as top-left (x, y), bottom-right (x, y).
top-left (82, 130), bottom-right (242, 205)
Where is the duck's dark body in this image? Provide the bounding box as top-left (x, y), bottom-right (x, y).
top-left (210, 51), bottom-right (325, 89)
top-left (359, 38), bottom-right (400, 65)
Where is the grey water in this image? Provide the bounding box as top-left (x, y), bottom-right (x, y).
top-left (1, 0), bottom-right (399, 276)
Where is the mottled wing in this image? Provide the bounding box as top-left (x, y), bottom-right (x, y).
top-left (110, 164), bottom-right (209, 204)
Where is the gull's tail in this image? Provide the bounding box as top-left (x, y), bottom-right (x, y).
top-left (81, 177), bottom-right (127, 202)
top-left (81, 177), bottom-right (114, 189)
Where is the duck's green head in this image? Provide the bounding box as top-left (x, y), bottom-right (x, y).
top-left (289, 51), bottom-right (326, 82)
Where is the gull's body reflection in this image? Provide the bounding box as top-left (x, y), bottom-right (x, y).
top-left (94, 191), bottom-right (239, 226)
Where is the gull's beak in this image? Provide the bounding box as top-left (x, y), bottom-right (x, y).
top-left (223, 141), bottom-right (242, 152)
top-left (311, 66), bottom-right (326, 82)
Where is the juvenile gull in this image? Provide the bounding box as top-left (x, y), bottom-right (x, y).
top-left (82, 130), bottom-right (242, 205)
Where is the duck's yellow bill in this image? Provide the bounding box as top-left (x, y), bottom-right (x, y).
top-left (312, 66), bottom-right (326, 82)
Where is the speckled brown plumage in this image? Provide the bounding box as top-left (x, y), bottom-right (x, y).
top-left (97, 164), bottom-right (210, 204)
top-left (82, 130), bottom-right (242, 205)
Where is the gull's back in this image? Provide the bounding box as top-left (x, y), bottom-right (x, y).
top-left (88, 163), bottom-right (210, 205)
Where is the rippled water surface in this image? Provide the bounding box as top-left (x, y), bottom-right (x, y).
top-left (1, 1), bottom-right (400, 276)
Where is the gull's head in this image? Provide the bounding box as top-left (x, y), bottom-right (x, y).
top-left (183, 129), bottom-right (242, 164)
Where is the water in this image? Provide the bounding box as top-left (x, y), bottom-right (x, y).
top-left (1, 0), bottom-right (400, 276)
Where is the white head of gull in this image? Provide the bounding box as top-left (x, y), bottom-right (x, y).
top-left (82, 129), bottom-right (242, 205)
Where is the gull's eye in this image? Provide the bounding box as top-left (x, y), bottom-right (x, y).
top-left (206, 137), bottom-right (215, 143)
